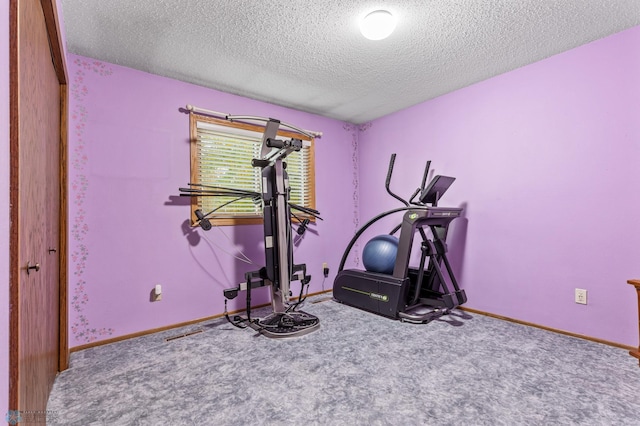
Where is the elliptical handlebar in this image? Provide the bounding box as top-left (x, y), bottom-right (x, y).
top-left (385, 155), bottom-right (437, 207)
top-left (385, 154), bottom-right (409, 207)
top-left (385, 153), bottom-right (396, 188)
top-left (420, 160), bottom-right (431, 194)
top-left (408, 188), bottom-right (422, 205)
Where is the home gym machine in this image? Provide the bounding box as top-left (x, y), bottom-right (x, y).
top-left (333, 154), bottom-right (466, 323)
top-left (180, 115), bottom-right (322, 338)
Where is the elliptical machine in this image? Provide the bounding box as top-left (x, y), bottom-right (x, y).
top-left (333, 154), bottom-right (466, 323)
top-left (180, 116), bottom-right (322, 338)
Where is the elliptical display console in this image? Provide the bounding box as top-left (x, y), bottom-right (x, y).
top-left (333, 154), bottom-right (466, 323)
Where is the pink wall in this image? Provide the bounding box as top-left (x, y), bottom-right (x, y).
top-left (66, 55), bottom-right (359, 347)
top-left (358, 26), bottom-right (640, 347)
top-left (1, 1), bottom-right (10, 417)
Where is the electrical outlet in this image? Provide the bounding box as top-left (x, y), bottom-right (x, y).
top-left (575, 288), bottom-right (587, 305)
top-left (151, 284), bottom-right (162, 302)
top-left (322, 262), bottom-right (329, 278)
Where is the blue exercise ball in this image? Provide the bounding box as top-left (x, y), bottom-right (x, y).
top-left (362, 234), bottom-right (399, 274)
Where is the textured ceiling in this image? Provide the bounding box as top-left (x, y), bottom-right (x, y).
top-left (59, 0), bottom-right (640, 124)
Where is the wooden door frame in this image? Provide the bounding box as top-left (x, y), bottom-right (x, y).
top-left (8, 0), bottom-right (69, 409)
top-left (39, 0), bottom-right (69, 374)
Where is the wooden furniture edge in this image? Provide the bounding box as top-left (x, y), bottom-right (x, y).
top-left (627, 279), bottom-right (640, 363)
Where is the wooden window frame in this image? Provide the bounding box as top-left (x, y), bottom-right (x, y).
top-left (190, 113), bottom-right (316, 226)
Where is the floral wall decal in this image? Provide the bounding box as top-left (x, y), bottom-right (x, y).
top-left (69, 58), bottom-right (115, 343)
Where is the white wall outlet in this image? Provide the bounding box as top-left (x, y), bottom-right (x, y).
top-left (575, 288), bottom-right (587, 305)
top-left (152, 284), bottom-right (162, 301)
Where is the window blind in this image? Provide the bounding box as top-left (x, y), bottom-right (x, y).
top-left (193, 118), bottom-right (315, 222)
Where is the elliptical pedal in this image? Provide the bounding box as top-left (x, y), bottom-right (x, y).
top-left (398, 305), bottom-right (449, 324)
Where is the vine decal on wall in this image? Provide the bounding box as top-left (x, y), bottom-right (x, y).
top-left (69, 58), bottom-right (115, 343)
top-left (343, 122), bottom-right (372, 266)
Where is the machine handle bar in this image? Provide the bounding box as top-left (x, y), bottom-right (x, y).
top-left (385, 153), bottom-right (409, 207)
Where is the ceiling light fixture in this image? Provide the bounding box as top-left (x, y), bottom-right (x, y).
top-left (360, 10), bottom-right (397, 41)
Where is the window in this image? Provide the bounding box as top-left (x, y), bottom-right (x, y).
top-left (190, 113), bottom-right (316, 226)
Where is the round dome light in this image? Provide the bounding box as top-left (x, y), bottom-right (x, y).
top-left (360, 10), bottom-right (397, 41)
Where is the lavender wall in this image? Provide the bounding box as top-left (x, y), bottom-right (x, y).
top-left (67, 27), bottom-right (640, 349)
top-left (66, 54), bottom-right (359, 347)
top-left (358, 26), bottom-right (640, 347)
top-left (1, 1), bottom-right (10, 418)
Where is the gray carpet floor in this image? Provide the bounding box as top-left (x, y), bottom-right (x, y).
top-left (47, 295), bottom-right (640, 425)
